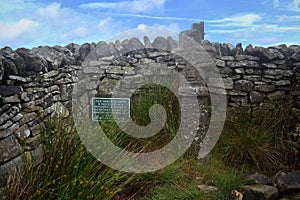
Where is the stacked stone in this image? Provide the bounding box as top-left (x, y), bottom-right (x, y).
top-left (0, 65), bottom-right (80, 190)
top-left (211, 44), bottom-right (300, 120)
top-left (0, 34), bottom-right (300, 197)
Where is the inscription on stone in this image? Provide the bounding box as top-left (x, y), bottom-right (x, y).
top-left (92, 98), bottom-right (130, 121)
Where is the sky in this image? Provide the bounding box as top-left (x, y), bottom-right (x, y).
top-left (0, 0), bottom-right (299, 49)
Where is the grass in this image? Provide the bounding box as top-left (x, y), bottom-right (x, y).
top-left (5, 83), bottom-right (299, 199)
top-left (215, 98), bottom-right (300, 172)
top-left (5, 117), bottom-right (135, 200)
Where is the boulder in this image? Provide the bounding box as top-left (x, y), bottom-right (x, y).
top-left (235, 42), bottom-right (244, 55)
top-left (269, 44), bottom-right (290, 59)
top-left (3, 52), bottom-right (27, 75)
top-left (143, 36), bottom-right (153, 48)
top-left (152, 36), bottom-right (168, 51)
top-left (65, 42), bottom-right (80, 55)
top-left (0, 47), bottom-right (13, 55)
top-left (167, 36), bottom-right (178, 51)
top-left (274, 171), bottom-right (300, 193)
top-left (245, 173), bottom-right (272, 185)
top-left (85, 41), bottom-right (112, 61)
top-left (114, 40), bottom-right (127, 55)
top-left (291, 49), bottom-right (300, 62)
top-left (16, 48), bottom-right (48, 73)
top-left (2, 57), bottom-right (18, 77)
top-left (126, 38), bottom-right (144, 51)
top-left (79, 43), bottom-right (91, 60)
top-left (242, 185), bottom-right (279, 200)
top-left (246, 46), bottom-right (278, 61)
top-left (32, 45), bottom-right (76, 70)
top-left (108, 42), bottom-right (118, 56)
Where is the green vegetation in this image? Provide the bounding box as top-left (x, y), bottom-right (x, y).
top-left (5, 85), bottom-right (299, 199)
top-left (215, 98), bottom-right (300, 172)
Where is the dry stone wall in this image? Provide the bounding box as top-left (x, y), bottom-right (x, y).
top-left (0, 34), bottom-right (300, 194)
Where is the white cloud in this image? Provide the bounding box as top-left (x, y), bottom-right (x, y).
top-left (35, 2), bottom-right (72, 20)
top-left (80, 0), bottom-right (167, 13)
top-left (73, 27), bottom-right (89, 38)
top-left (277, 15), bottom-right (300, 22)
top-left (209, 13), bottom-right (262, 27)
top-left (0, 19), bottom-right (39, 40)
top-left (108, 23), bottom-right (179, 42)
top-left (108, 13), bottom-right (202, 21)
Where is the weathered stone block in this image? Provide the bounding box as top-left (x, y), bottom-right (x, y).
top-left (19, 112), bottom-right (37, 126)
top-left (250, 92), bottom-right (265, 103)
top-left (274, 80), bottom-right (291, 86)
top-left (227, 60), bottom-right (260, 68)
top-left (0, 121), bottom-right (13, 131)
top-left (1, 94), bottom-right (21, 103)
top-left (223, 78), bottom-right (233, 89)
top-left (216, 59), bottom-right (226, 67)
top-left (235, 80), bottom-right (254, 91)
top-left (8, 75), bottom-right (31, 83)
top-left (0, 135), bottom-right (23, 163)
top-left (267, 91), bottom-right (286, 101)
top-left (11, 113), bottom-right (23, 122)
top-left (0, 105), bottom-right (21, 126)
top-left (0, 85), bottom-right (22, 97)
top-left (0, 122), bottom-right (19, 139)
top-left (254, 85), bottom-right (275, 92)
top-left (15, 124), bottom-right (31, 140)
top-left (242, 185), bottom-right (279, 200)
top-left (274, 171), bottom-right (300, 193)
top-left (234, 68), bottom-right (245, 74)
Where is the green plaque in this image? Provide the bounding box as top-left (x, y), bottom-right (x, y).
top-left (92, 98), bottom-right (130, 121)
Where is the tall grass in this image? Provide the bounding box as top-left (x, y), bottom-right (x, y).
top-left (5, 116), bottom-right (135, 200)
top-left (215, 97), bottom-right (300, 172)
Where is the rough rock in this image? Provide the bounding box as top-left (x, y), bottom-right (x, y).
top-left (167, 36), bottom-right (178, 51)
top-left (0, 85), bottom-right (22, 97)
top-left (0, 105), bottom-right (21, 126)
top-left (3, 52), bottom-right (27, 75)
top-left (79, 43), bottom-right (91, 60)
top-left (234, 80), bottom-right (254, 91)
top-left (32, 45), bottom-right (76, 70)
top-left (291, 49), bottom-right (300, 62)
top-left (126, 38), bottom-right (144, 51)
top-left (242, 185), bottom-right (279, 200)
top-left (16, 48), bottom-right (48, 73)
top-left (245, 173), bottom-right (272, 185)
top-left (143, 36), bottom-right (153, 48)
top-left (2, 57), bottom-right (18, 77)
top-left (274, 171), bottom-right (300, 193)
top-left (152, 36), bottom-right (169, 51)
top-left (246, 46), bottom-right (278, 61)
top-left (250, 91), bottom-right (265, 103)
top-left (0, 135), bottom-right (23, 163)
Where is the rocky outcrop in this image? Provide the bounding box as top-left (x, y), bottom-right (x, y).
top-left (241, 171), bottom-right (300, 200)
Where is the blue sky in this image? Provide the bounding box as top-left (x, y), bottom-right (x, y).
top-left (0, 0), bottom-right (299, 49)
